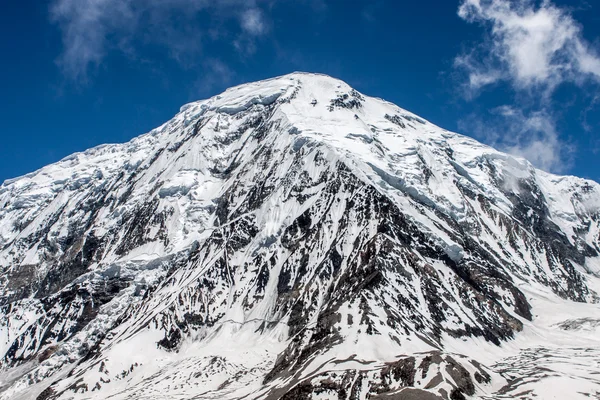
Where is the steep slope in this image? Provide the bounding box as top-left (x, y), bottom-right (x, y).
top-left (0, 73), bottom-right (599, 400)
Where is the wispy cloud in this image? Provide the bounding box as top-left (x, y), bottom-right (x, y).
top-left (581, 93), bottom-right (600, 132)
top-left (192, 58), bottom-right (235, 96)
top-left (240, 8), bottom-right (267, 36)
top-left (50, 0), bottom-right (127, 82)
top-left (456, 0), bottom-right (600, 94)
top-left (459, 106), bottom-right (573, 173)
top-left (50, 0), bottom-right (272, 82)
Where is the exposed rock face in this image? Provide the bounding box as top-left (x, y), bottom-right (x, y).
top-left (270, 352), bottom-right (487, 400)
top-left (0, 73), bottom-right (599, 399)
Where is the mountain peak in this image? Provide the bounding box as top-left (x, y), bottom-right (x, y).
top-left (0, 73), bottom-right (599, 400)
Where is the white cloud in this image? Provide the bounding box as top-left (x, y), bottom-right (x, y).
top-left (459, 106), bottom-right (572, 173)
top-left (50, 0), bottom-right (271, 81)
top-left (454, 0), bottom-right (600, 174)
top-left (50, 0), bottom-right (130, 81)
top-left (499, 108), bottom-right (568, 173)
top-left (241, 8), bottom-right (267, 36)
top-left (456, 0), bottom-right (600, 93)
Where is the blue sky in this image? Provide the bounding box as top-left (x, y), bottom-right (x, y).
top-left (1, 0), bottom-right (599, 183)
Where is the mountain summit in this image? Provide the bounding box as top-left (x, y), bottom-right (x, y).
top-left (1, 73), bottom-right (599, 399)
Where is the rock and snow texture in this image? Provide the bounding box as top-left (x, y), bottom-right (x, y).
top-left (0, 73), bottom-right (599, 400)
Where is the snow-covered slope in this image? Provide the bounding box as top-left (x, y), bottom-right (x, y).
top-left (0, 73), bottom-right (599, 400)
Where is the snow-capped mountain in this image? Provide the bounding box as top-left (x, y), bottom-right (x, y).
top-left (0, 73), bottom-right (599, 400)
